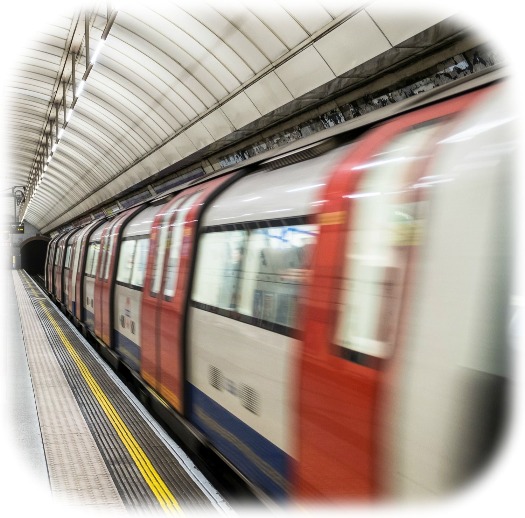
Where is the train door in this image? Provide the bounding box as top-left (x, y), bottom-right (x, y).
top-left (54, 230), bottom-right (75, 302)
top-left (95, 208), bottom-right (142, 347)
top-left (45, 236), bottom-right (59, 293)
top-left (294, 90), bottom-right (487, 499)
top-left (74, 219), bottom-right (105, 321)
top-left (84, 221), bottom-right (110, 333)
top-left (52, 233), bottom-right (65, 298)
top-left (63, 228), bottom-right (82, 311)
top-left (141, 175), bottom-right (234, 414)
top-left (113, 204), bottom-right (162, 371)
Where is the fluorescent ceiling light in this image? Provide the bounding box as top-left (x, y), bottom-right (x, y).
top-left (91, 38), bottom-right (106, 64)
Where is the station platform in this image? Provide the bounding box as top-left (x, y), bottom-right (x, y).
top-left (6, 269), bottom-right (232, 515)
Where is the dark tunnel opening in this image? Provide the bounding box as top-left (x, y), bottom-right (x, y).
top-left (21, 239), bottom-right (48, 276)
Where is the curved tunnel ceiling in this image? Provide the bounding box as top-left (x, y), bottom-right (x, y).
top-left (5, 1), bottom-right (478, 233)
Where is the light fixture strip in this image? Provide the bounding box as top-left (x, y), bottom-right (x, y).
top-left (55, 104), bottom-right (59, 143)
top-left (85, 10), bottom-right (90, 70)
top-left (63, 81), bottom-right (67, 127)
top-left (72, 52), bottom-right (76, 100)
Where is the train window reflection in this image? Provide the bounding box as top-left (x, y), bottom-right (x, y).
top-left (104, 230), bottom-right (116, 280)
top-left (151, 196), bottom-right (186, 296)
top-left (334, 124), bottom-right (440, 363)
top-left (91, 243), bottom-right (100, 277)
top-left (65, 245), bottom-right (73, 269)
top-left (54, 245), bottom-right (61, 264)
top-left (117, 239), bottom-right (136, 284)
top-left (238, 225), bottom-right (317, 329)
top-left (193, 230), bottom-right (247, 310)
top-left (131, 238), bottom-right (149, 288)
top-left (85, 242), bottom-right (99, 277)
top-left (164, 191), bottom-right (201, 299)
top-left (192, 221), bottom-right (317, 334)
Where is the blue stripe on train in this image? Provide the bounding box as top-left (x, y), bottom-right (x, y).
top-left (84, 308), bottom-right (95, 333)
top-left (114, 330), bottom-right (140, 371)
top-left (82, 312), bottom-right (140, 371)
top-left (188, 385), bottom-right (289, 500)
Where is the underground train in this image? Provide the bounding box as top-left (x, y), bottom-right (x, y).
top-left (44, 71), bottom-right (513, 502)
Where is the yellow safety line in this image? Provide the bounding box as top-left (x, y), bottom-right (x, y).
top-left (36, 296), bottom-right (182, 514)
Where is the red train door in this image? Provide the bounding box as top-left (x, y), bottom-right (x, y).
top-left (52, 234), bottom-right (65, 299)
top-left (141, 174), bottom-right (234, 414)
top-left (294, 90), bottom-right (487, 500)
top-left (73, 219), bottom-right (105, 321)
top-left (63, 228), bottom-right (81, 312)
top-left (45, 236), bottom-right (59, 293)
top-left (94, 208), bottom-right (141, 347)
top-left (54, 229), bottom-right (75, 302)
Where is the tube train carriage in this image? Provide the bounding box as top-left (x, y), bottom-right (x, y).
top-left (45, 72), bottom-right (513, 502)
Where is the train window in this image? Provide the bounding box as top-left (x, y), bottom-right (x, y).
top-left (131, 238), bottom-right (149, 288)
top-left (54, 244), bottom-right (61, 265)
top-left (84, 242), bottom-right (100, 277)
top-left (164, 191), bottom-right (201, 299)
top-left (64, 244), bottom-right (73, 269)
top-left (193, 229), bottom-right (247, 310)
top-left (117, 239), bottom-right (136, 285)
top-left (91, 242), bottom-right (100, 277)
top-left (85, 244), bottom-right (94, 275)
top-left (98, 242), bottom-right (106, 278)
top-left (151, 196), bottom-right (187, 296)
top-left (98, 219), bottom-right (117, 280)
top-left (72, 236), bottom-right (83, 276)
top-left (151, 222), bottom-right (170, 294)
top-left (192, 218), bottom-right (316, 335)
top-left (104, 228), bottom-right (116, 280)
top-left (334, 123), bottom-right (441, 365)
top-left (237, 225), bottom-right (318, 329)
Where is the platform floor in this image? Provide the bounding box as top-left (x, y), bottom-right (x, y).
top-left (5, 270), bottom-right (232, 515)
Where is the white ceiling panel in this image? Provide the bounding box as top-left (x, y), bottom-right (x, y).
top-left (244, 72), bottom-right (294, 116)
top-left (148, 148), bottom-right (172, 172)
top-left (157, 139), bottom-right (184, 164)
top-left (171, 132), bottom-right (198, 159)
top-left (201, 108), bottom-right (236, 141)
top-left (242, 1), bottom-right (310, 48)
top-left (282, 1), bottom-right (334, 34)
top-left (314, 10), bottom-right (391, 76)
top-left (221, 92), bottom-right (261, 130)
top-left (96, 53), bottom-right (183, 132)
top-left (366, 1), bottom-right (458, 46)
top-left (87, 74), bottom-right (170, 144)
top-left (106, 34), bottom-right (206, 118)
top-left (320, 0), bottom-right (362, 18)
top-left (140, 154), bottom-right (162, 176)
top-left (275, 45), bottom-right (336, 98)
top-left (216, 1), bottom-right (291, 62)
top-left (185, 120), bottom-right (215, 149)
